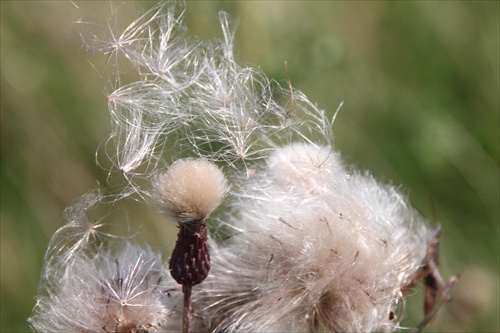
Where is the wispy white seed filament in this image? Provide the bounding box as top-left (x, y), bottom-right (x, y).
top-left (29, 2), bottom-right (431, 333)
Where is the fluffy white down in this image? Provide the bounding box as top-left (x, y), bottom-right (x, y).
top-left (192, 143), bottom-right (428, 332)
top-left (29, 242), bottom-right (183, 333)
top-left (30, 2), bottom-right (432, 332)
top-left (155, 159), bottom-right (228, 223)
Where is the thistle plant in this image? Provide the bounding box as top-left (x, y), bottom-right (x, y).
top-left (29, 1), bottom-right (456, 332)
top-left (154, 159), bottom-right (228, 332)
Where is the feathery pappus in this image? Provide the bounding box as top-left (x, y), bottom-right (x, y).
top-left (29, 2), bottom-right (456, 332)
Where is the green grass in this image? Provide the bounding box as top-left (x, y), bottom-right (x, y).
top-left (1, 1), bottom-right (498, 332)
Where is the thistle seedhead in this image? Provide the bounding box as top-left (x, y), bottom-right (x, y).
top-left (154, 158), bottom-right (228, 333)
top-left (29, 242), bottom-right (182, 333)
top-left (30, 2), bottom-right (453, 333)
top-left (192, 143), bottom-right (429, 332)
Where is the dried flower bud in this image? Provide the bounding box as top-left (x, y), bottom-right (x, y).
top-left (169, 221), bottom-right (210, 286)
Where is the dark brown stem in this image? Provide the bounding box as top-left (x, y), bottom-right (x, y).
top-left (403, 228), bottom-right (459, 333)
top-left (182, 284), bottom-right (192, 333)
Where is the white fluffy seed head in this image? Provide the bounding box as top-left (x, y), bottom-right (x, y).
top-left (29, 2), bottom-right (436, 332)
top-left (191, 143), bottom-right (428, 332)
top-left (154, 159), bottom-right (228, 223)
top-left (29, 242), bottom-right (183, 333)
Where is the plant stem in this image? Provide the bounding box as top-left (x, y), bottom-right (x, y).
top-left (182, 284), bottom-right (192, 333)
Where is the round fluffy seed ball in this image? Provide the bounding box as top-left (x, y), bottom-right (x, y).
top-left (155, 159), bottom-right (228, 222)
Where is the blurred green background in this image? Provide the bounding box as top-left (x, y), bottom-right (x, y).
top-left (1, 1), bottom-right (498, 332)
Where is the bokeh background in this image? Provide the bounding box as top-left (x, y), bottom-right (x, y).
top-left (1, 1), bottom-right (498, 332)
